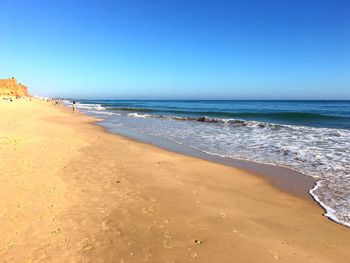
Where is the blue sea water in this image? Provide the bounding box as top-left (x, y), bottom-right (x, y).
top-left (67, 100), bottom-right (350, 227)
top-left (78, 100), bottom-right (350, 129)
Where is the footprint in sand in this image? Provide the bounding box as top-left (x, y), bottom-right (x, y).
top-left (142, 207), bottom-right (154, 215)
top-left (163, 239), bottom-right (173, 249)
top-left (233, 229), bottom-right (244, 237)
top-left (143, 247), bottom-right (153, 261)
top-left (163, 218), bottom-right (171, 224)
top-left (187, 248), bottom-right (200, 259)
top-left (7, 242), bottom-right (14, 248)
top-left (78, 237), bottom-right (95, 252)
top-left (101, 221), bottom-right (110, 231)
top-left (164, 231), bottom-right (172, 239)
top-left (191, 253), bottom-right (199, 259)
top-left (163, 231), bottom-right (173, 249)
top-left (269, 249), bottom-right (280, 260)
top-left (146, 225), bottom-right (152, 232)
top-left (220, 212), bottom-right (227, 218)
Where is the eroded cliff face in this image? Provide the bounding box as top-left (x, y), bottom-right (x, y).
top-left (0, 78), bottom-right (29, 97)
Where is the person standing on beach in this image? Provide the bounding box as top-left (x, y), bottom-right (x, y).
top-left (72, 101), bottom-right (76, 112)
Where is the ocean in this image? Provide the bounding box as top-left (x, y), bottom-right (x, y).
top-left (66, 100), bottom-right (350, 227)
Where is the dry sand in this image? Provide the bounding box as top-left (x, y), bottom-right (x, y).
top-left (0, 99), bottom-right (349, 263)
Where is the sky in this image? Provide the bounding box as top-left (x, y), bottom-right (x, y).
top-left (0, 0), bottom-right (349, 99)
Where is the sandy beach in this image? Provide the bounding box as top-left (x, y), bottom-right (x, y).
top-left (0, 99), bottom-right (349, 263)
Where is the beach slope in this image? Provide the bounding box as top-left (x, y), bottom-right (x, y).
top-left (0, 100), bottom-right (349, 262)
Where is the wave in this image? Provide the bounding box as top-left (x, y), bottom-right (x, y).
top-left (77, 104), bottom-right (105, 111)
top-left (309, 181), bottom-right (350, 228)
top-left (127, 113), bottom-right (350, 133)
top-left (127, 112), bottom-right (152, 118)
top-left (64, 101), bottom-right (106, 111)
top-left (126, 113), bottom-right (299, 129)
top-left (125, 113), bottom-right (350, 134)
top-left (108, 107), bottom-right (347, 121)
top-left (229, 111), bottom-right (346, 120)
top-left (71, 101), bottom-right (349, 130)
top-left (109, 107), bottom-right (156, 112)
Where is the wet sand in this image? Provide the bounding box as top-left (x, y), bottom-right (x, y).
top-left (1, 99), bottom-right (349, 262)
top-left (97, 124), bottom-right (317, 200)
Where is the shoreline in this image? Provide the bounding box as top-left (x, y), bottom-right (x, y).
top-left (94, 118), bottom-right (317, 201)
top-left (82, 108), bottom-right (350, 230)
top-left (72, 99), bottom-right (350, 228)
top-left (1, 99), bottom-right (350, 262)
top-left (79, 106), bottom-right (350, 229)
top-left (71, 105), bottom-right (349, 230)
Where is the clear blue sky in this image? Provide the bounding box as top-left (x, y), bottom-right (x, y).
top-left (1, 0), bottom-right (349, 99)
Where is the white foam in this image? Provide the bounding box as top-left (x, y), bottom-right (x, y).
top-left (76, 103), bottom-right (105, 111)
top-left (309, 181), bottom-right (350, 228)
top-left (127, 112), bottom-right (151, 118)
top-left (64, 101), bottom-right (105, 111)
top-left (89, 110), bottom-right (118, 116)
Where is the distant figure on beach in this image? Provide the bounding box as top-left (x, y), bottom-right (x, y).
top-left (72, 101), bottom-right (76, 112)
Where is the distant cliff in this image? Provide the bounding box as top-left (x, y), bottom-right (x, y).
top-left (0, 78), bottom-right (29, 97)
